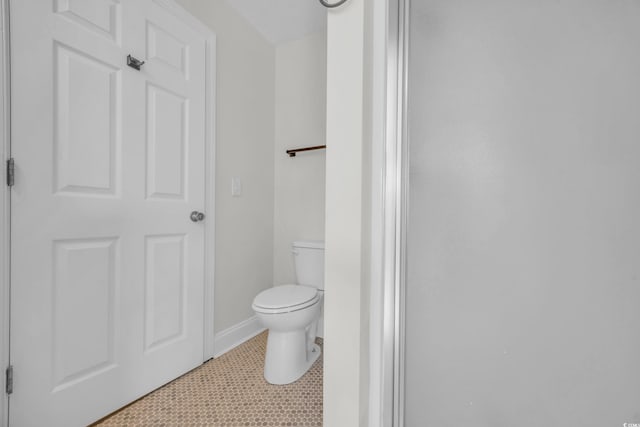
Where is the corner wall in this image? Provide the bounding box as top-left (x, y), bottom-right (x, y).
top-left (324, 0), bottom-right (369, 424)
top-left (174, 0), bottom-right (276, 334)
top-left (273, 32), bottom-right (327, 285)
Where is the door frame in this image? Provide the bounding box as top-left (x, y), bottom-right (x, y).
top-left (1, 0), bottom-right (11, 425)
top-left (386, 1), bottom-right (408, 424)
top-left (0, 1), bottom-right (217, 425)
top-left (369, 0), bottom-right (408, 425)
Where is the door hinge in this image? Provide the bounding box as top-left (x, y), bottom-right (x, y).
top-left (5, 365), bottom-right (13, 395)
top-left (6, 157), bottom-right (14, 187)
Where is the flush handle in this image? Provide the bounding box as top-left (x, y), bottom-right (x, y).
top-left (190, 211), bottom-right (205, 222)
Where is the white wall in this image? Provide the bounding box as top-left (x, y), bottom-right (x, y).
top-left (273, 31), bottom-right (327, 286)
top-left (324, 0), bottom-right (371, 424)
top-left (174, 0), bottom-right (275, 334)
top-left (404, 0), bottom-right (640, 425)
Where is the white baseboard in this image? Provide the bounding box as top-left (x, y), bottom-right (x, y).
top-left (213, 315), bottom-right (266, 358)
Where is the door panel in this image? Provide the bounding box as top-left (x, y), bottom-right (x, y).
top-left (54, 42), bottom-right (121, 195)
top-left (144, 234), bottom-right (187, 352)
top-left (54, 0), bottom-right (122, 44)
top-left (52, 237), bottom-right (118, 390)
top-left (146, 21), bottom-right (189, 78)
top-left (10, 0), bottom-right (207, 425)
top-left (146, 83), bottom-right (188, 200)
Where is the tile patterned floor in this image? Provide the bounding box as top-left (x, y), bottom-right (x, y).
top-left (94, 332), bottom-right (323, 427)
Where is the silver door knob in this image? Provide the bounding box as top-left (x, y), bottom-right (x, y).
top-left (190, 211), bottom-right (205, 222)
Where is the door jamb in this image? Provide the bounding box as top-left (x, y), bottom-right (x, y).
top-left (371, 0), bottom-right (408, 425)
top-left (0, 0), bottom-right (10, 425)
top-left (151, 0), bottom-right (218, 361)
top-left (203, 28), bottom-right (217, 361)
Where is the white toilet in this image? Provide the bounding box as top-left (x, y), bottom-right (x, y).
top-left (252, 240), bottom-right (324, 385)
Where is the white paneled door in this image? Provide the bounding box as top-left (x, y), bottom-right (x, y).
top-left (9, 0), bottom-right (207, 425)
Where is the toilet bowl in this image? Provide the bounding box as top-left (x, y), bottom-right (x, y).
top-left (252, 240), bottom-right (325, 385)
top-left (253, 285), bottom-right (323, 384)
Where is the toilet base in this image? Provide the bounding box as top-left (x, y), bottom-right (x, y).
top-left (263, 329), bottom-right (321, 385)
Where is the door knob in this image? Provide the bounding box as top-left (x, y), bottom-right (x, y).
top-left (190, 211), bottom-right (205, 222)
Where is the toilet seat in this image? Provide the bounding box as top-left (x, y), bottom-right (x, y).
top-left (252, 285), bottom-right (320, 314)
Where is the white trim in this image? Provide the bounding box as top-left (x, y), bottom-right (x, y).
top-left (0, 0), bottom-right (10, 425)
top-left (213, 316), bottom-right (266, 358)
top-left (151, 0), bottom-right (218, 361)
top-left (203, 35), bottom-right (217, 361)
top-left (388, 0), bottom-right (409, 425)
top-left (367, 0), bottom-right (390, 425)
top-left (370, 0), bottom-right (408, 425)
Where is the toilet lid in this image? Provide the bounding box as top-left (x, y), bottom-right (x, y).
top-left (253, 285), bottom-right (318, 310)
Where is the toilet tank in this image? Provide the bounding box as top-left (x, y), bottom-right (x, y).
top-left (292, 240), bottom-right (325, 290)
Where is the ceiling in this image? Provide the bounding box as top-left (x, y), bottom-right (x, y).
top-left (225, 0), bottom-right (327, 45)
